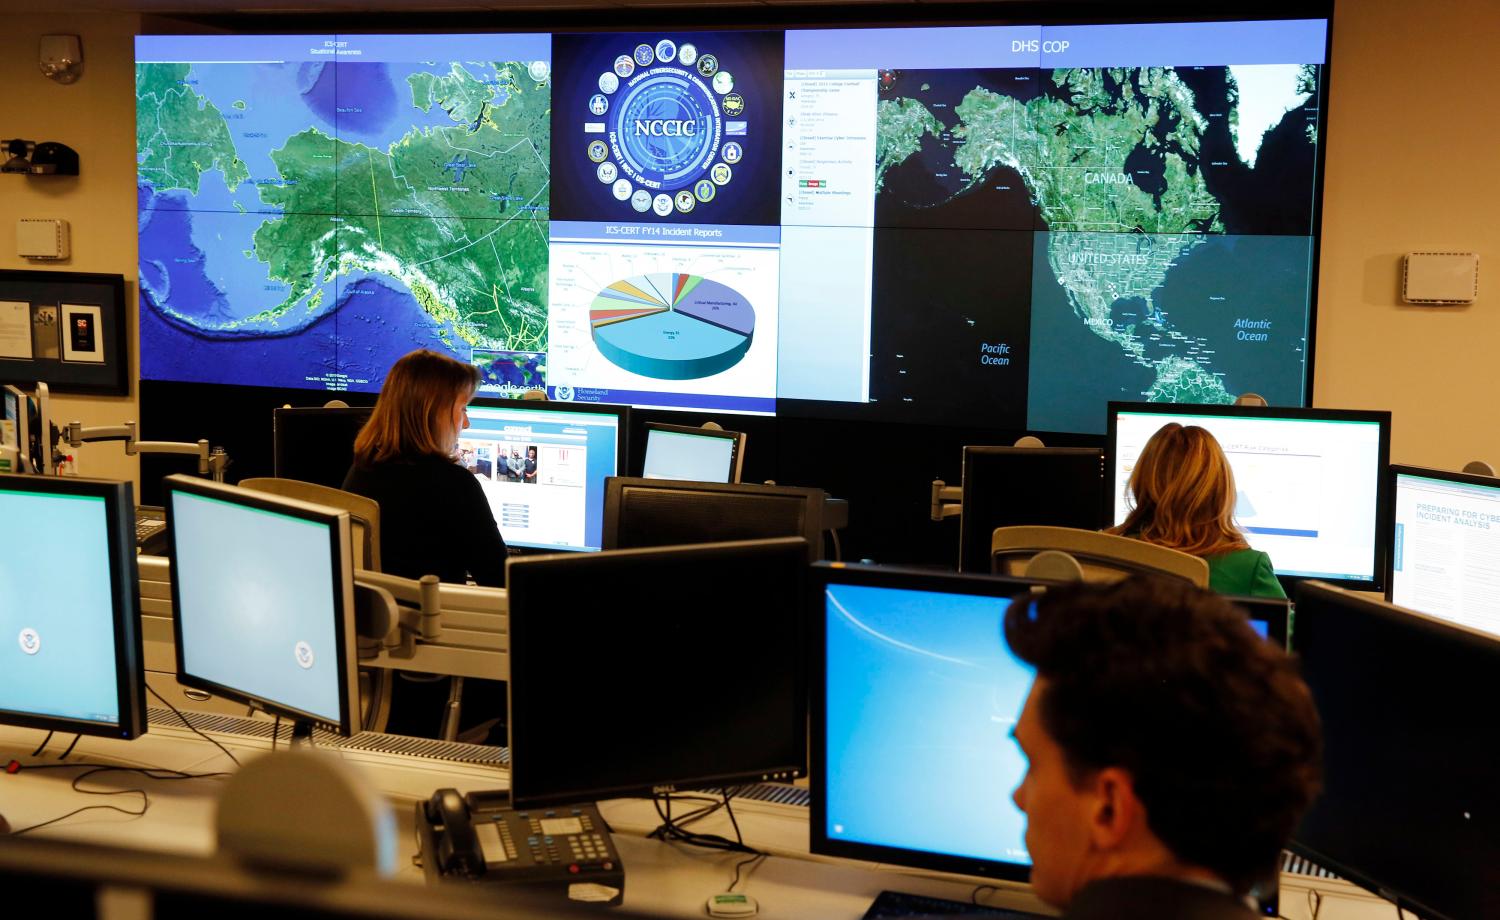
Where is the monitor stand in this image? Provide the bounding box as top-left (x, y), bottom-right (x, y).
top-left (290, 720), bottom-right (316, 748)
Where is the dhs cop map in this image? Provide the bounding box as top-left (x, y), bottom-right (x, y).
top-left (136, 19), bottom-right (1327, 432)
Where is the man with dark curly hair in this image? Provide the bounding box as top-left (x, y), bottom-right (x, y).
top-left (1003, 577), bottom-right (1322, 919)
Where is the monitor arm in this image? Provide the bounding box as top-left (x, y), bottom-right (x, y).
top-left (65, 420), bottom-right (230, 482)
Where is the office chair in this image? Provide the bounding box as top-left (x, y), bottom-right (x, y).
top-left (237, 478), bottom-right (382, 572)
top-left (990, 525), bottom-right (1210, 587)
top-left (237, 478), bottom-right (390, 732)
top-left (1463, 460), bottom-right (1496, 477)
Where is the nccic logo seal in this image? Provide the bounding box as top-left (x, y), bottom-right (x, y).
top-left (586, 38), bottom-right (746, 216)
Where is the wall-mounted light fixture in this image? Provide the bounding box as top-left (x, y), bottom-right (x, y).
top-left (39, 35), bottom-right (83, 84)
top-left (1, 139), bottom-right (80, 176)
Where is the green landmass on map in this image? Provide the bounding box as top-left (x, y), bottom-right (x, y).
top-left (166, 61), bottom-right (551, 355)
top-left (877, 67), bottom-right (1234, 405)
top-left (136, 62), bottom-right (251, 195)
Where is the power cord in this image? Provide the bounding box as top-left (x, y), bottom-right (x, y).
top-left (649, 790), bottom-right (760, 854)
top-left (4, 762), bottom-right (230, 836)
top-left (57, 734), bottom-right (81, 760)
top-left (31, 731), bottom-right (53, 758)
top-left (1306, 888), bottom-right (1323, 920)
top-left (147, 684), bottom-right (241, 766)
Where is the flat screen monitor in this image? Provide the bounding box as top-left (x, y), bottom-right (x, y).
top-left (1225, 594), bottom-right (1290, 649)
top-left (1388, 464), bottom-right (1500, 639)
top-left (0, 474), bottom-right (145, 738)
top-left (1291, 582), bottom-right (1500, 920)
top-left (1108, 402), bottom-right (1391, 589)
top-left (272, 406), bottom-right (374, 489)
top-left (640, 422), bottom-right (745, 484)
top-left (809, 562), bottom-right (1041, 881)
top-left (2, 385), bottom-right (39, 474)
top-left (506, 537), bottom-right (808, 808)
top-left (458, 399), bottom-right (628, 553)
top-left (603, 476), bottom-right (824, 561)
top-left (165, 475), bottom-right (358, 734)
top-left (958, 446), bottom-right (1104, 572)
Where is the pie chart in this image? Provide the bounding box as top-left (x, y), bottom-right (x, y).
top-left (589, 273), bottom-right (755, 380)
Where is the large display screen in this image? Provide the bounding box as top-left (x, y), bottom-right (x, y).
top-left (1390, 467), bottom-right (1500, 639)
top-left (1110, 405), bottom-right (1388, 585)
top-left (136, 17), bottom-right (1327, 432)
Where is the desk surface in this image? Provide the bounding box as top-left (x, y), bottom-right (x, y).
top-left (0, 722), bottom-right (1389, 920)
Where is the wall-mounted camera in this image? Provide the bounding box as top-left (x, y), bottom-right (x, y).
top-left (1, 139), bottom-right (80, 176)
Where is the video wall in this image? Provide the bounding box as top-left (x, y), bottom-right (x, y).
top-left (136, 17), bottom-right (1328, 433)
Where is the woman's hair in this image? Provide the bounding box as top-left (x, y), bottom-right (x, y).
top-left (352, 350), bottom-right (480, 467)
top-left (1109, 423), bottom-right (1249, 557)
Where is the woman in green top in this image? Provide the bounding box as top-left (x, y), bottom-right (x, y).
top-left (1110, 423), bottom-right (1286, 599)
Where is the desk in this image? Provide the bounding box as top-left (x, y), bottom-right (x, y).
top-left (0, 722), bottom-right (1390, 920)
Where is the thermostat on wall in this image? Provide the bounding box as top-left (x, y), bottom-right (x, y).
top-left (17, 218), bottom-right (70, 261)
top-left (1403, 251), bottom-right (1478, 305)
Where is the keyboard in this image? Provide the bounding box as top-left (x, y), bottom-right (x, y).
top-left (862, 889), bottom-right (1046, 919)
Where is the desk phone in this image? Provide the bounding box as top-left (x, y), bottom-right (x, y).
top-left (418, 788), bottom-right (625, 905)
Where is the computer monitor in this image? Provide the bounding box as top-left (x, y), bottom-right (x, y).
top-left (0, 474), bottom-right (145, 738)
top-left (272, 405), bottom-right (374, 489)
top-left (958, 446), bottom-right (1105, 573)
top-left (506, 538), bottom-right (808, 808)
top-left (603, 477), bottom-right (825, 562)
top-left (1225, 594), bottom-right (1290, 650)
top-left (2, 384), bottom-right (40, 474)
top-left (809, 563), bottom-right (1042, 882)
top-left (1107, 402), bottom-right (1392, 590)
top-left (164, 475), bottom-right (358, 735)
top-left (640, 422), bottom-right (746, 484)
top-left (1291, 582), bottom-right (1500, 920)
top-left (1388, 464), bottom-right (1500, 639)
top-left (458, 399), bottom-right (628, 553)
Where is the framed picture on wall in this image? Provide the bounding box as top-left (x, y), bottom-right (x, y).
top-left (61, 304), bottom-right (105, 363)
top-left (0, 271), bottom-right (127, 394)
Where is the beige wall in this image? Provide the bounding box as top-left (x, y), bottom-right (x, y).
top-left (1, 2), bottom-right (1497, 487)
top-left (2, 13), bottom-right (141, 484)
top-left (1317, 0), bottom-right (1500, 468)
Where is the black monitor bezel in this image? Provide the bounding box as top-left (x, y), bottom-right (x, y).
top-left (958, 445), bottom-right (1106, 573)
top-left (1105, 401), bottom-right (1393, 591)
top-left (602, 476), bottom-right (825, 561)
top-left (271, 405), bottom-right (374, 482)
top-left (164, 475), bottom-right (358, 735)
top-left (462, 397), bottom-right (630, 552)
top-left (0, 474), bottom-right (146, 739)
top-left (807, 561), bottom-right (1050, 883)
top-left (639, 421), bottom-right (746, 484)
top-left (1288, 581), bottom-right (1498, 920)
top-left (506, 537), bottom-right (810, 809)
top-left (1224, 594), bottom-right (1291, 650)
top-left (1385, 463), bottom-right (1500, 610)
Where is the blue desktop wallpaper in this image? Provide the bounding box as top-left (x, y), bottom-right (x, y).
top-left (823, 583), bottom-right (1034, 865)
top-left (0, 492), bottom-right (121, 726)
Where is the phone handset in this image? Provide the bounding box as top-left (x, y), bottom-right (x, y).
top-left (425, 788), bottom-right (482, 877)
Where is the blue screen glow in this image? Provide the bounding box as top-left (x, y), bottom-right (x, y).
top-left (824, 582), bottom-right (1034, 866)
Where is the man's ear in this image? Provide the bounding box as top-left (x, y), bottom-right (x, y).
top-left (1086, 766), bottom-right (1141, 850)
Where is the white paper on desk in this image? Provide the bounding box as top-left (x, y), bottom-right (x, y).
top-left (568, 883), bottom-right (621, 903)
top-left (0, 300), bottom-right (31, 359)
